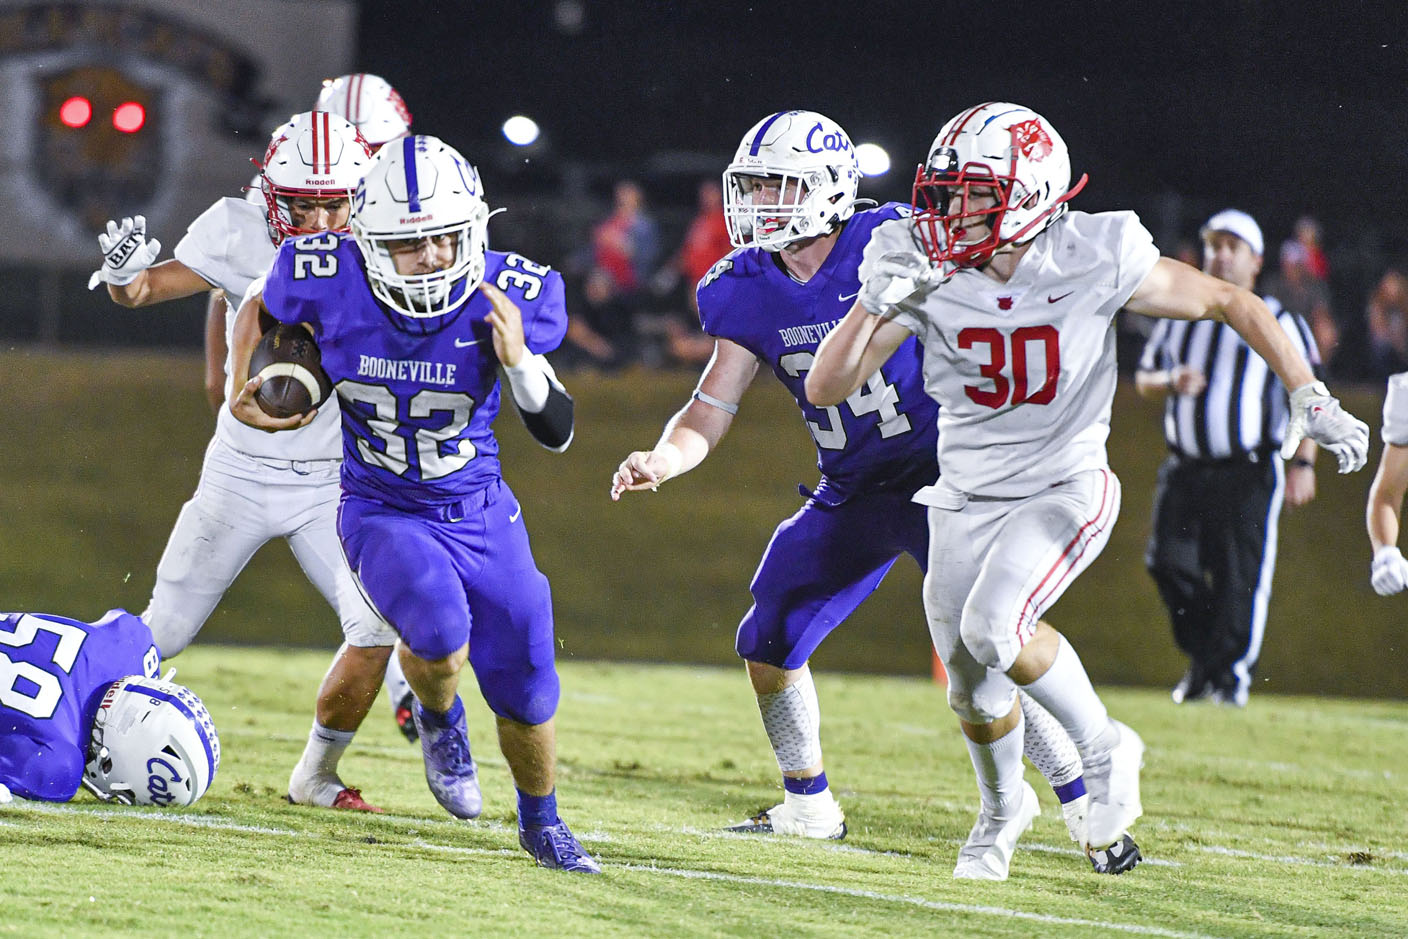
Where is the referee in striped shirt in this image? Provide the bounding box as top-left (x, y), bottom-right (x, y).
top-left (1135, 209), bottom-right (1321, 707)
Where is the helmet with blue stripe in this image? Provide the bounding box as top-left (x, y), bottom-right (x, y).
top-left (723, 110), bottom-right (860, 252)
top-left (350, 135), bottom-right (494, 331)
top-left (83, 676), bottom-right (220, 807)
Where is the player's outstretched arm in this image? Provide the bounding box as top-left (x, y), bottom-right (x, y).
top-left (88, 216), bottom-right (212, 306)
top-left (610, 338), bottom-right (758, 500)
top-left (1367, 443), bottom-right (1408, 594)
top-left (1127, 258), bottom-right (1368, 472)
top-left (227, 291), bottom-right (316, 432)
top-left (807, 300), bottom-right (913, 407)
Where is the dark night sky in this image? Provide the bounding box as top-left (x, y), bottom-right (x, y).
top-left (355, 1), bottom-right (1408, 257)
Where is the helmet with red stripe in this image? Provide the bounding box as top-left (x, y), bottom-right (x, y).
top-left (314, 73), bottom-right (412, 150)
top-left (350, 135), bottom-right (494, 331)
top-left (911, 102), bottom-right (1086, 268)
top-left (255, 110), bottom-right (373, 244)
top-left (723, 110), bottom-right (860, 252)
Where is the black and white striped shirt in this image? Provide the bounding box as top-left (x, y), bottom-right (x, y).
top-left (1137, 297), bottom-right (1320, 460)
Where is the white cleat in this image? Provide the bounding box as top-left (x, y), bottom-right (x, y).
top-left (727, 793), bottom-right (847, 840)
top-left (1085, 720), bottom-right (1145, 849)
top-left (1060, 791), bottom-right (1089, 844)
top-left (0, 782), bottom-right (11, 804)
top-left (953, 781), bottom-right (1040, 881)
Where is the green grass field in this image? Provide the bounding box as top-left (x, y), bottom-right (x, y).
top-left (2, 648), bottom-right (1405, 937)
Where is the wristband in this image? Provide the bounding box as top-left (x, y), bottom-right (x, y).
top-left (654, 441), bottom-right (684, 481)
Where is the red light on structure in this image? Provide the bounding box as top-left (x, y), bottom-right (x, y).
top-left (59, 96), bottom-right (92, 128)
top-left (112, 101), bottom-right (146, 133)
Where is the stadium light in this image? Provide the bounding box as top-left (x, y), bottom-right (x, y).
top-left (856, 143), bottom-right (890, 177)
top-left (502, 115), bottom-right (540, 147)
top-left (59, 96), bottom-right (92, 128)
top-left (112, 101), bottom-right (146, 133)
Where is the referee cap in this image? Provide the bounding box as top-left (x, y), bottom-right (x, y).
top-left (1200, 209), bottom-right (1264, 257)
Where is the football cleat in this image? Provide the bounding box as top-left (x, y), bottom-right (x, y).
top-left (394, 691), bottom-right (419, 743)
top-left (287, 767), bottom-right (385, 813)
top-left (1087, 832), bottom-right (1142, 874)
top-left (1085, 720), bottom-right (1145, 850)
top-left (953, 781), bottom-right (1040, 881)
top-left (330, 787), bottom-right (384, 813)
top-left (727, 796), bottom-right (847, 840)
top-left (413, 701), bottom-right (482, 819)
top-left (1171, 666), bottom-right (1212, 704)
top-left (519, 819), bottom-right (602, 873)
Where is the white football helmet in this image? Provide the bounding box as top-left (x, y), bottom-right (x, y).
top-left (723, 110), bottom-right (860, 251)
top-left (314, 73), bottom-right (412, 149)
top-left (83, 676), bottom-right (220, 807)
top-left (351, 135), bottom-right (494, 329)
top-left (256, 110), bottom-right (373, 244)
top-left (911, 102), bottom-right (1087, 268)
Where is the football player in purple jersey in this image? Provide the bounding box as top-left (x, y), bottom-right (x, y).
top-left (611, 110), bottom-right (1138, 874)
top-left (0, 609), bottom-right (218, 807)
top-left (227, 136), bottom-right (597, 873)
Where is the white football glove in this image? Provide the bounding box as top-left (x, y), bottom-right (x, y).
top-left (1371, 546), bottom-right (1408, 596)
top-left (87, 215), bottom-right (161, 290)
top-left (858, 251), bottom-right (941, 317)
top-left (1280, 381), bottom-right (1369, 473)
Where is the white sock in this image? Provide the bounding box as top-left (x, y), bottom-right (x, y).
top-left (964, 709), bottom-right (1026, 813)
top-left (1019, 635), bottom-right (1117, 762)
top-left (300, 722), bottom-right (354, 777)
top-left (1018, 690), bottom-right (1082, 788)
top-left (384, 648), bottom-right (412, 706)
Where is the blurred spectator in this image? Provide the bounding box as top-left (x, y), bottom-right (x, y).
top-left (560, 267), bottom-right (638, 371)
top-left (1366, 269), bottom-right (1408, 379)
top-left (673, 181), bottom-right (733, 302)
top-left (1266, 240), bottom-right (1337, 370)
top-left (1172, 238), bottom-right (1199, 268)
top-left (1293, 215), bottom-right (1331, 281)
top-left (592, 180), bottom-right (662, 297)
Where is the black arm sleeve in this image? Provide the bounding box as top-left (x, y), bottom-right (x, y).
top-left (515, 382), bottom-right (574, 451)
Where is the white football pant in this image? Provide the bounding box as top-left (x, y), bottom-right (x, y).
top-left (143, 436), bottom-right (396, 655)
top-left (924, 468), bottom-right (1121, 725)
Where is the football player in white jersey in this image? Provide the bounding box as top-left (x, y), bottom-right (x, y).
top-left (1366, 373), bottom-right (1408, 593)
top-left (808, 101), bottom-right (1370, 879)
top-left (315, 73), bottom-right (413, 151)
top-left (88, 111), bottom-right (399, 812)
top-left (611, 110), bottom-right (1139, 873)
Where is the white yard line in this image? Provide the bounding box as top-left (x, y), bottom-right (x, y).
top-left (618, 864), bottom-right (1217, 939)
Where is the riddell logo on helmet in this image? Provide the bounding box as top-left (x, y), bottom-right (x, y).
top-left (399, 213), bottom-right (434, 224)
top-left (1010, 120), bottom-right (1053, 161)
top-left (302, 178), bottom-right (337, 185)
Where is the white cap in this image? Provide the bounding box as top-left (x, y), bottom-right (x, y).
top-left (1200, 209), bottom-right (1263, 257)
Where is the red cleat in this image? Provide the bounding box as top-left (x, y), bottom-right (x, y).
top-left (331, 787), bottom-right (385, 813)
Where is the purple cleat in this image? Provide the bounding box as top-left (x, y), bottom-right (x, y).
top-left (519, 819), bottom-right (602, 873)
top-left (412, 700), bottom-right (482, 819)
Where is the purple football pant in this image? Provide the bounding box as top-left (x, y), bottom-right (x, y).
top-left (736, 487), bottom-right (930, 670)
top-left (338, 480), bottom-right (560, 726)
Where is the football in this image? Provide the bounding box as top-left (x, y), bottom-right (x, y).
top-left (247, 323), bottom-right (333, 418)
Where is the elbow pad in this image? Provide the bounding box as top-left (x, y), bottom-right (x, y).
top-left (506, 354), bottom-right (574, 451)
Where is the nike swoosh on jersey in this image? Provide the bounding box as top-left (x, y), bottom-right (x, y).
top-left (1047, 291), bottom-right (1075, 303)
top-left (508, 504), bottom-right (522, 523)
top-left (838, 291), bottom-right (860, 302)
top-left (454, 337), bottom-right (484, 347)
